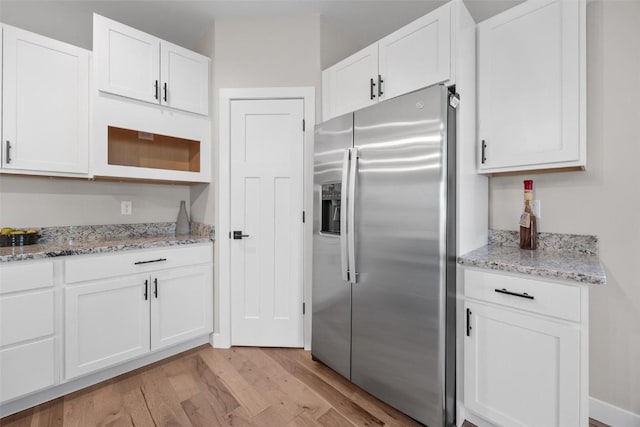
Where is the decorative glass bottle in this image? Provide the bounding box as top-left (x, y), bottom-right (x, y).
top-left (176, 200), bottom-right (190, 235)
top-left (519, 180), bottom-right (537, 250)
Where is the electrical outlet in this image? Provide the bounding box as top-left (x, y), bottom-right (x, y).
top-left (121, 201), bottom-right (132, 215)
top-left (532, 200), bottom-right (541, 219)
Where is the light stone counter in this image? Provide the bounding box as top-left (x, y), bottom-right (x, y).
top-left (458, 230), bottom-right (606, 285)
top-left (0, 222), bottom-right (214, 263)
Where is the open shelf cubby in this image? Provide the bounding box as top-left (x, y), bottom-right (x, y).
top-left (107, 126), bottom-right (201, 172)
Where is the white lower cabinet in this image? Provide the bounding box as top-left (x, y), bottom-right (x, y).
top-left (0, 260), bottom-right (56, 404)
top-left (151, 265), bottom-right (213, 350)
top-left (462, 269), bottom-right (588, 427)
top-left (63, 244), bottom-right (214, 380)
top-left (464, 302), bottom-right (580, 427)
top-left (64, 274), bottom-right (151, 379)
top-left (0, 338), bottom-right (56, 403)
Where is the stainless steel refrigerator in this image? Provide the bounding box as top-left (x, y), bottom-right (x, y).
top-left (312, 84), bottom-right (456, 427)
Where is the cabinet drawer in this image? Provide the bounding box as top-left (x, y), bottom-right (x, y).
top-left (0, 261), bottom-right (54, 294)
top-left (0, 289), bottom-right (54, 347)
top-left (0, 338), bottom-right (56, 403)
top-left (64, 244), bottom-right (213, 283)
top-left (464, 269), bottom-right (581, 322)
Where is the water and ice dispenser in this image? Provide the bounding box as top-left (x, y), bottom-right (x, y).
top-left (321, 183), bottom-right (341, 235)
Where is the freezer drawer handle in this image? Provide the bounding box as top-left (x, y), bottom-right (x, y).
top-left (134, 258), bottom-right (167, 265)
top-left (233, 231), bottom-right (250, 239)
top-left (494, 288), bottom-right (535, 300)
top-left (370, 78), bottom-right (376, 100)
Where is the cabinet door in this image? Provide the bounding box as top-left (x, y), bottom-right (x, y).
top-left (0, 338), bottom-right (55, 403)
top-left (160, 41), bottom-right (209, 115)
top-left (65, 274), bottom-right (150, 379)
top-left (464, 302), bottom-right (581, 427)
top-left (322, 43), bottom-right (378, 120)
top-left (2, 25), bottom-right (89, 173)
top-left (93, 14), bottom-right (160, 104)
top-left (150, 265), bottom-right (213, 351)
top-left (378, 2), bottom-right (451, 101)
top-left (477, 0), bottom-right (584, 172)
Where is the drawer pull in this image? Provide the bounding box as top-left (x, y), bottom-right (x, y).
top-left (494, 288), bottom-right (534, 300)
top-left (134, 258), bottom-right (167, 265)
top-left (466, 308), bottom-right (472, 337)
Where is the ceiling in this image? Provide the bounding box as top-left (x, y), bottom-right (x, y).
top-left (0, 0), bottom-right (524, 51)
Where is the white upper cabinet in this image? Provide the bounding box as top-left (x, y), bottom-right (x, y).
top-left (477, 0), bottom-right (586, 173)
top-left (378, 2), bottom-right (451, 102)
top-left (322, 2), bottom-right (453, 121)
top-left (1, 25), bottom-right (89, 174)
top-left (93, 14), bottom-right (209, 116)
top-left (94, 15), bottom-right (160, 104)
top-left (161, 41), bottom-right (209, 115)
top-left (322, 43), bottom-right (379, 120)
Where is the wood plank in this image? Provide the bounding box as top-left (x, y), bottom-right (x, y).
top-left (192, 354), bottom-right (241, 416)
top-left (349, 389), bottom-right (422, 427)
top-left (287, 411), bottom-right (325, 427)
top-left (199, 347), bottom-right (270, 416)
top-left (137, 366), bottom-right (194, 426)
top-left (181, 392), bottom-right (226, 427)
top-left (317, 408), bottom-right (356, 427)
top-left (262, 348), bottom-right (384, 427)
top-left (290, 350), bottom-right (358, 398)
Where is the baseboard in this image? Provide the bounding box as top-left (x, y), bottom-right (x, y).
top-left (211, 332), bottom-right (230, 348)
top-left (590, 397), bottom-right (640, 427)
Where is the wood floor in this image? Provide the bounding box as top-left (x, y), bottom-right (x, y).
top-left (0, 345), bottom-right (610, 427)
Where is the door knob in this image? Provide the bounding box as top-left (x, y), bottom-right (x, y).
top-left (233, 231), bottom-right (250, 240)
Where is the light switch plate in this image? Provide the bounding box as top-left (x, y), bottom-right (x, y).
top-left (121, 201), bottom-right (132, 215)
top-left (532, 200), bottom-right (541, 218)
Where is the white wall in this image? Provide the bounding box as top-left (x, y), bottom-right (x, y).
top-left (0, 175), bottom-right (190, 227)
top-left (190, 14), bottom-right (363, 226)
top-left (489, 0), bottom-right (640, 415)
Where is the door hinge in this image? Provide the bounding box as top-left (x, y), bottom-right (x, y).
top-left (302, 211), bottom-right (306, 223)
top-left (302, 119), bottom-right (306, 132)
top-left (303, 302), bottom-right (306, 315)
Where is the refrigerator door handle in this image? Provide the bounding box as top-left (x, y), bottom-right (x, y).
top-left (340, 149), bottom-right (351, 282)
top-left (348, 146), bottom-right (358, 283)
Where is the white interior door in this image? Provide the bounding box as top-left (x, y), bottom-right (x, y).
top-left (230, 98), bottom-right (304, 347)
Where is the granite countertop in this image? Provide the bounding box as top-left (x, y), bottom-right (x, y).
top-left (0, 222), bottom-right (215, 263)
top-left (0, 234), bottom-right (213, 263)
top-left (458, 230), bottom-right (606, 286)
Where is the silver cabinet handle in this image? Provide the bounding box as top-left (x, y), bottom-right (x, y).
top-left (5, 141), bottom-right (11, 164)
top-left (340, 149), bottom-right (350, 282)
top-left (347, 147), bottom-right (358, 283)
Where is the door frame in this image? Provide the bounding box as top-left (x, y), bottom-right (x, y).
top-left (214, 87), bottom-right (315, 350)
